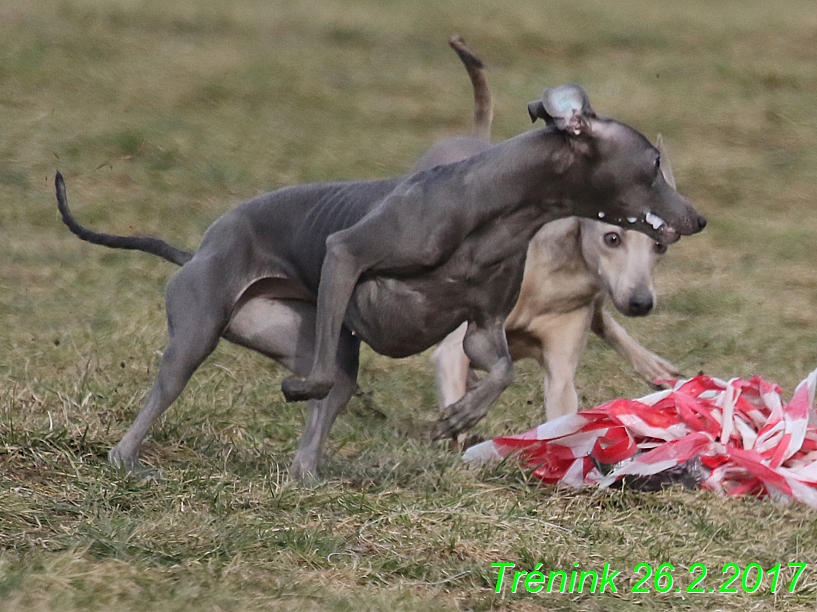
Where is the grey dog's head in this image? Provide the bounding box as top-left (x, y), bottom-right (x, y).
top-left (529, 85), bottom-right (706, 244)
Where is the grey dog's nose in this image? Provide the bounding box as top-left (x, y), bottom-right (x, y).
top-left (628, 294), bottom-right (654, 317)
top-left (696, 215), bottom-right (707, 231)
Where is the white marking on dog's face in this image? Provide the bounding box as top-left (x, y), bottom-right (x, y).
top-left (646, 212), bottom-right (666, 230)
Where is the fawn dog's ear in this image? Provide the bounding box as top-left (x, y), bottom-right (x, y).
top-left (528, 84), bottom-right (595, 135)
top-left (655, 133), bottom-right (676, 190)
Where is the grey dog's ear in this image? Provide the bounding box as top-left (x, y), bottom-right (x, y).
top-left (528, 84), bottom-right (595, 135)
top-left (527, 100), bottom-right (548, 123)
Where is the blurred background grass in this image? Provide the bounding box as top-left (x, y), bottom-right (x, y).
top-left (2, 1), bottom-right (817, 610)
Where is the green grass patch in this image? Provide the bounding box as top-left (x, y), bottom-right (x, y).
top-left (3, 0), bottom-right (817, 610)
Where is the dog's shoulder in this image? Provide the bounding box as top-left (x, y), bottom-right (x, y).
top-left (527, 218), bottom-right (583, 268)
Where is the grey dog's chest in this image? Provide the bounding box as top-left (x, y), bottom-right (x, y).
top-left (345, 235), bottom-right (528, 358)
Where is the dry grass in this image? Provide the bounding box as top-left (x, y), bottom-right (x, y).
top-left (3, 0), bottom-right (817, 610)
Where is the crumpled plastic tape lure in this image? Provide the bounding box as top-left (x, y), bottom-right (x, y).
top-left (463, 368), bottom-right (817, 506)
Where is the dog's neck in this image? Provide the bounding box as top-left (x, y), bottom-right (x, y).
top-left (457, 127), bottom-right (596, 231)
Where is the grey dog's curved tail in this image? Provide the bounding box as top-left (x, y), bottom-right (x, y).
top-left (55, 171), bottom-right (193, 266)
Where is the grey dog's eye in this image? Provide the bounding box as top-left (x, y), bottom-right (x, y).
top-left (655, 155), bottom-right (661, 169)
top-left (603, 232), bottom-right (621, 248)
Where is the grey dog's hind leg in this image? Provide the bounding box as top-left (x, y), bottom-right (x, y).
top-left (108, 263), bottom-right (226, 476)
top-left (225, 297), bottom-right (360, 479)
top-left (291, 327), bottom-right (359, 479)
top-left (434, 318), bottom-right (514, 438)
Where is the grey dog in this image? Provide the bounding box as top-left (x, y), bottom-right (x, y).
top-left (56, 82), bottom-right (705, 479)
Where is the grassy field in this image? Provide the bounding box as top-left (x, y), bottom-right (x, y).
top-left (3, 0), bottom-right (817, 610)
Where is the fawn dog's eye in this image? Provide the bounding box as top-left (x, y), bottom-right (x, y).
top-left (603, 232), bottom-right (621, 248)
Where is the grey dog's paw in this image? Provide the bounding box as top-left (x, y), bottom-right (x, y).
top-left (281, 375), bottom-right (333, 402)
top-left (433, 404), bottom-right (486, 441)
top-left (108, 447), bottom-right (161, 480)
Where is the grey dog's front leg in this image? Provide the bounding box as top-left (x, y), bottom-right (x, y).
top-left (282, 233), bottom-right (362, 402)
top-left (434, 318), bottom-right (514, 438)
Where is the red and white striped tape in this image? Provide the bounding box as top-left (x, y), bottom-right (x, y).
top-left (463, 368), bottom-right (817, 506)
